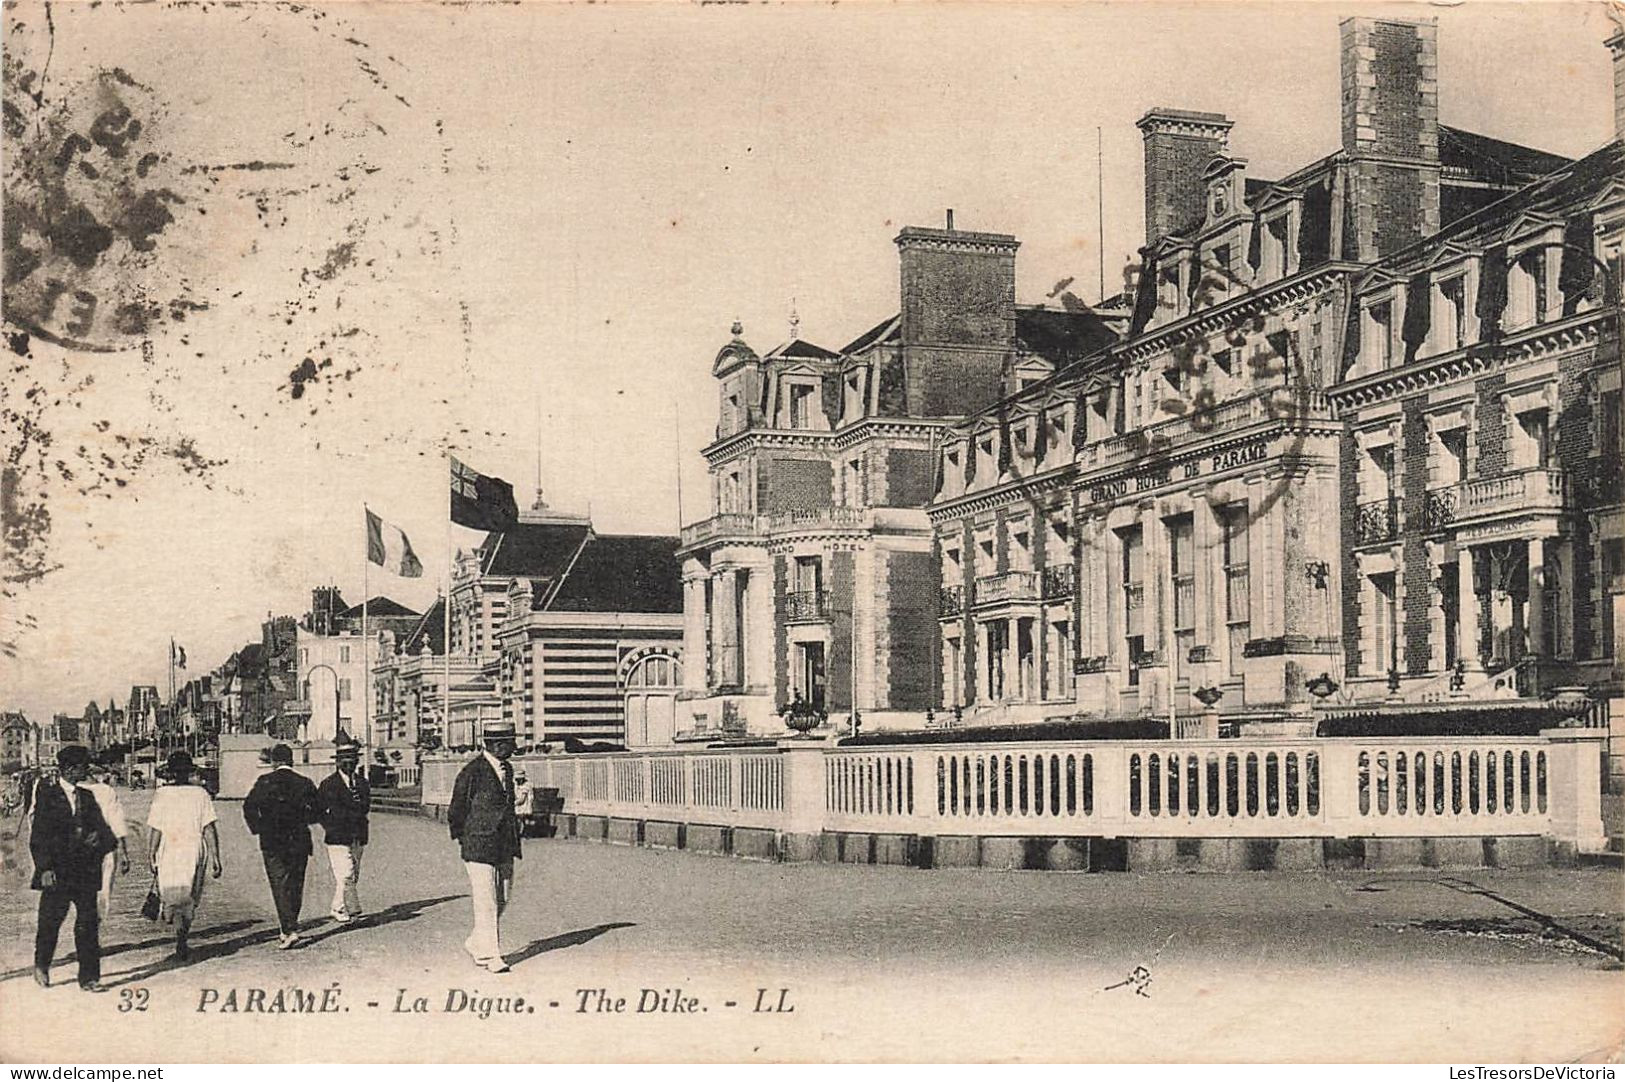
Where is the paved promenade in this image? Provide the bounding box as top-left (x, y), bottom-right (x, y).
top-left (1, 790), bottom-right (1620, 1062)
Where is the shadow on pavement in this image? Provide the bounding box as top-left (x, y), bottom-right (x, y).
top-left (96, 894), bottom-right (465, 988)
top-left (0, 920), bottom-right (263, 984)
top-left (1359, 873), bottom-right (1625, 962)
top-left (508, 922), bottom-right (635, 968)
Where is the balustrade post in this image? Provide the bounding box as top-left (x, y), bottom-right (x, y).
top-left (1093, 744), bottom-right (1130, 834)
top-left (1319, 742), bottom-right (1361, 836)
top-left (1540, 728), bottom-right (1607, 855)
top-left (778, 744), bottom-right (830, 861)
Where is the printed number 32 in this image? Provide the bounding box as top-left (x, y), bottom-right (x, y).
top-left (118, 988), bottom-right (149, 1012)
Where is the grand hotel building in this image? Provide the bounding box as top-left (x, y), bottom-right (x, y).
top-left (927, 16), bottom-right (1622, 731)
top-left (674, 16), bottom-right (1623, 741)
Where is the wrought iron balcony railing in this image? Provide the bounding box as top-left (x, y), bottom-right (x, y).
top-left (1355, 498), bottom-right (1399, 545)
top-left (1041, 563), bottom-right (1075, 600)
top-left (784, 589), bottom-right (828, 622)
top-left (1423, 489), bottom-right (1457, 532)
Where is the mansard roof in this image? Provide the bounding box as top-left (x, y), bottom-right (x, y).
top-left (1362, 139), bottom-right (1622, 281)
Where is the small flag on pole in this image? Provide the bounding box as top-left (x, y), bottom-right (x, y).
top-left (366, 509), bottom-right (424, 578)
top-left (171, 641), bottom-right (187, 669)
top-left (450, 456), bottom-right (519, 532)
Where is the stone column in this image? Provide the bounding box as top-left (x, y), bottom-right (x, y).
top-left (714, 568), bottom-right (741, 687)
top-left (1458, 545), bottom-right (1482, 671)
top-left (1526, 538), bottom-right (1545, 661)
top-left (681, 571), bottom-right (708, 694)
top-left (976, 620), bottom-right (990, 702)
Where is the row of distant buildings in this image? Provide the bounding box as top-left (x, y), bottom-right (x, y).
top-left (2, 501), bottom-right (686, 769)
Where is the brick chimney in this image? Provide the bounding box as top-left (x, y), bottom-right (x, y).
top-left (1137, 108), bottom-right (1234, 247)
top-left (1609, 29), bottom-right (1624, 144)
top-left (1340, 16), bottom-right (1441, 259)
top-left (894, 222), bottom-right (1019, 415)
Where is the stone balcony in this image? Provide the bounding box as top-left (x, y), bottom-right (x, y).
top-left (1455, 468), bottom-right (1571, 521)
top-left (974, 570), bottom-right (1039, 606)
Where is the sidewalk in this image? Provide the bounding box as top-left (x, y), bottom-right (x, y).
top-left (1, 790), bottom-right (1620, 1062)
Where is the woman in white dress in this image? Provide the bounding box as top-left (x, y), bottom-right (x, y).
top-left (145, 751), bottom-right (222, 961)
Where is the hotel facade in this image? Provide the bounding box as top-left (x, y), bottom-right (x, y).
top-left (927, 17), bottom-right (1623, 732)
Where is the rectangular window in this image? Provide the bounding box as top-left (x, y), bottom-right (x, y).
top-left (1370, 573), bottom-right (1397, 677)
top-left (793, 555), bottom-right (823, 597)
top-left (340, 645), bottom-right (351, 664)
top-left (1052, 620), bottom-right (1072, 700)
top-left (1168, 515), bottom-right (1195, 676)
top-left (1119, 525), bottom-right (1145, 684)
top-left (1438, 276), bottom-right (1467, 352)
top-left (986, 620), bottom-right (1008, 700)
top-left (789, 384), bottom-right (815, 429)
top-left (338, 678), bottom-right (352, 702)
top-left (1221, 503), bottom-right (1250, 672)
top-left (1010, 525), bottom-right (1032, 572)
top-left (1438, 427), bottom-right (1468, 484)
top-left (1515, 410), bottom-right (1550, 470)
top-left (1600, 389), bottom-right (1621, 459)
top-left (1367, 301), bottom-right (1394, 368)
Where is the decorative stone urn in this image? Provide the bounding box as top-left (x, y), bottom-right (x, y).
top-left (780, 699), bottom-right (825, 737)
top-left (1549, 686), bottom-right (1592, 727)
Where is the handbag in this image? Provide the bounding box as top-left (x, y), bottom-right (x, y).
top-left (140, 874), bottom-right (161, 921)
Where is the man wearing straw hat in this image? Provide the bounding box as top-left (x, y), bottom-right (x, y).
top-left (317, 737), bottom-right (371, 924)
top-left (447, 720), bottom-right (522, 973)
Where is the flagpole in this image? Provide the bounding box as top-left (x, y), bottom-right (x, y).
top-left (443, 456), bottom-right (453, 749)
top-left (362, 503), bottom-right (370, 752)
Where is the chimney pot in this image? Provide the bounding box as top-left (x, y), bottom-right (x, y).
top-left (946, 208), bottom-right (955, 231)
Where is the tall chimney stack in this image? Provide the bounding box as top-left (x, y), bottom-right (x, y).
top-left (1137, 108), bottom-right (1234, 248)
top-left (1340, 16), bottom-right (1441, 260)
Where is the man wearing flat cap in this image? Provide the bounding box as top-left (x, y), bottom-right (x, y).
top-left (30, 745), bottom-right (118, 991)
top-left (318, 738), bottom-right (370, 924)
top-left (243, 743), bottom-right (322, 949)
top-left (447, 721), bottom-right (523, 972)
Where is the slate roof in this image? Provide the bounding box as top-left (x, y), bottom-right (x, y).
top-left (1014, 306), bottom-right (1122, 366)
top-left (1369, 139), bottom-right (1622, 277)
top-left (764, 338), bottom-right (841, 361)
top-left (1439, 126), bottom-right (1572, 186)
top-left (541, 534), bottom-right (684, 614)
top-left (476, 522), bottom-right (591, 579)
top-left (839, 315), bottom-right (900, 355)
top-left (338, 596), bottom-right (420, 619)
top-left (403, 597), bottom-right (447, 655)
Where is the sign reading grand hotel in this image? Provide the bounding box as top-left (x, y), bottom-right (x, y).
top-left (1086, 438), bottom-right (1270, 505)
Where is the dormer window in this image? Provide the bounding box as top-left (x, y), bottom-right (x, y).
top-left (1364, 299), bottom-right (1394, 369)
top-left (1507, 251), bottom-right (1547, 330)
top-left (788, 384), bottom-right (816, 429)
top-left (1433, 275), bottom-right (1468, 353)
top-left (844, 371), bottom-right (864, 421)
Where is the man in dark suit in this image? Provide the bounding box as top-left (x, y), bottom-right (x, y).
top-left (30, 745), bottom-right (118, 991)
top-left (448, 721), bottom-right (522, 972)
top-left (243, 743), bottom-right (322, 949)
top-left (317, 739), bottom-right (370, 924)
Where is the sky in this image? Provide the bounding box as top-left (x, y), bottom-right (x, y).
top-left (1, 0), bottom-right (1618, 721)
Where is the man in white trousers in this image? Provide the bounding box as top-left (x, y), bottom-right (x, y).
top-left (316, 739), bottom-right (370, 923)
top-left (446, 721), bottom-right (523, 972)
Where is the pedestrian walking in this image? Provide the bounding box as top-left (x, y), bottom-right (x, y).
top-left (144, 751), bottom-right (222, 961)
top-left (29, 746), bottom-right (118, 991)
top-left (242, 744), bottom-right (321, 949)
top-left (80, 764), bottom-right (131, 922)
top-left (447, 721), bottom-right (523, 973)
top-left (317, 739), bottom-right (370, 924)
